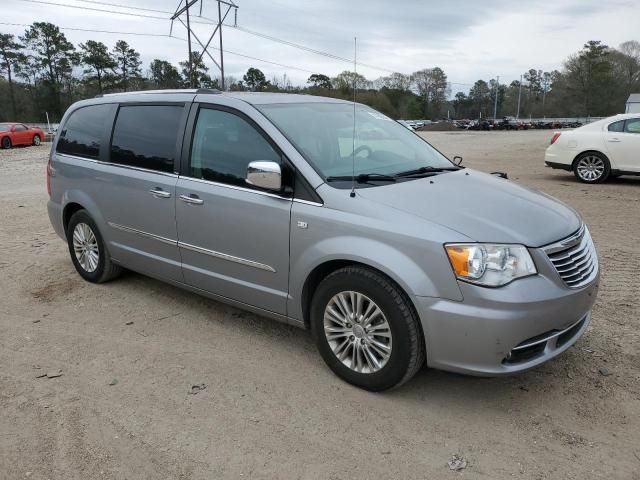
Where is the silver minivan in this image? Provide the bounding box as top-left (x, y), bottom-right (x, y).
top-left (47, 89), bottom-right (599, 391)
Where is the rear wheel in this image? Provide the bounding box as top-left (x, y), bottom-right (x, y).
top-left (66, 210), bottom-right (122, 283)
top-left (573, 152), bottom-right (610, 183)
top-left (1, 137), bottom-right (11, 149)
top-left (32, 135), bottom-right (41, 146)
top-left (311, 266), bottom-right (425, 391)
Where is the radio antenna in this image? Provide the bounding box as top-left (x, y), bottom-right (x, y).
top-left (350, 36), bottom-right (357, 198)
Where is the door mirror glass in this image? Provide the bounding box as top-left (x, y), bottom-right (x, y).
top-left (453, 155), bottom-right (463, 166)
top-left (246, 161), bottom-right (282, 191)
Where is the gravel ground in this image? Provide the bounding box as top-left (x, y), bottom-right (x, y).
top-left (1, 131), bottom-right (639, 479)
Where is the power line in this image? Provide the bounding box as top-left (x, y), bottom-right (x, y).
top-left (12, 0), bottom-right (215, 25)
top-left (8, 0), bottom-right (480, 84)
top-left (0, 21), bottom-right (310, 74)
top-left (0, 21), bottom-right (184, 38)
top-left (63, 0), bottom-right (175, 14)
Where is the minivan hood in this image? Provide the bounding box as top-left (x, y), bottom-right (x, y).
top-left (357, 169), bottom-right (581, 247)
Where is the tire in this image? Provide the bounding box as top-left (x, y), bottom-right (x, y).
top-left (573, 152), bottom-right (610, 184)
top-left (66, 210), bottom-right (122, 283)
top-left (1, 137), bottom-right (11, 149)
top-left (32, 135), bottom-right (41, 146)
top-left (310, 266), bottom-right (425, 391)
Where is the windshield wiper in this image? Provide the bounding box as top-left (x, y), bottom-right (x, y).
top-left (393, 166), bottom-right (458, 178)
top-left (326, 173), bottom-right (397, 183)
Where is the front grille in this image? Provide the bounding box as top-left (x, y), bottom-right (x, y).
top-left (544, 226), bottom-right (598, 289)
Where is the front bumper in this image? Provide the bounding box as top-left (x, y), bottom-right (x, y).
top-left (413, 265), bottom-right (598, 376)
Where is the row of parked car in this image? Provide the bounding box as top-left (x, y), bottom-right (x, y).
top-left (397, 119), bottom-right (433, 130)
top-left (454, 118), bottom-right (583, 131)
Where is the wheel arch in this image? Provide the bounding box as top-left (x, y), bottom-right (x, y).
top-left (572, 149), bottom-right (611, 169)
top-left (299, 259), bottom-right (424, 332)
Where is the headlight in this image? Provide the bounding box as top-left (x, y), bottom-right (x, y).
top-left (445, 244), bottom-right (537, 287)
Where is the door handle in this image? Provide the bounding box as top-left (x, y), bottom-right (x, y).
top-left (608, 138), bottom-right (621, 142)
top-left (179, 194), bottom-right (204, 205)
top-left (149, 188), bottom-right (171, 198)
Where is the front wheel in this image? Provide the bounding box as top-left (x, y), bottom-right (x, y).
top-left (66, 210), bottom-right (122, 283)
top-left (311, 266), bottom-right (425, 391)
top-left (573, 152), bottom-right (610, 183)
top-left (32, 135), bottom-right (41, 146)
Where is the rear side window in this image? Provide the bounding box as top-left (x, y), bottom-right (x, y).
top-left (57, 104), bottom-right (111, 159)
top-left (110, 105), bottom-right (183, 173)
top-left (190, 108), bottom-right (280, 187)
top-left (624, 118), bottom-right (640, 134)
top-left (608, 121), bottom-right (624, 132)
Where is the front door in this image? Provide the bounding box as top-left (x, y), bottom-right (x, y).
top-left (176, 105), bottom-right (292, 315)
top-left (606, 117), bottom-right (640, 172)
top-left (12, 124), bottom-right (29, 144)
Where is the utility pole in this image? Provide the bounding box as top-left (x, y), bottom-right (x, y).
top-left (185, 0), bottom-right (193, 87)
top-left (218, 0), bottom-right (225, 90)
top-left (516, 74), bottom-right (522, 119)
top-left (171, 0), bottom-right (238, 90)
top-left (493, 75), bottom-right (499, 119)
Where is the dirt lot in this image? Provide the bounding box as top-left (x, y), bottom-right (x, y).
top-left (1, 130), bottom-right (639, 479)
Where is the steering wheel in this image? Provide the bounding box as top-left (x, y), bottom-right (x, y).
top-left (353, 145), bottom-right (372, 158)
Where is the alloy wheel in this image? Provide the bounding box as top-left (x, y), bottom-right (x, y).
top-left (72, 222), bottom-right (99, 272)
top-left (576, 155), bottom-right (605, 182)
top-left (33, 136), bottom-right (41, 146)
top-left (323, 291), bottom-right (392, 374)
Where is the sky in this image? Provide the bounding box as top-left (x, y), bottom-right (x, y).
top-left (3, 0), bottom-right (639, 93)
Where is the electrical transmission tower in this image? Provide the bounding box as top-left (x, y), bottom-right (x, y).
top-left (170, 0), bottom-right (239, 90)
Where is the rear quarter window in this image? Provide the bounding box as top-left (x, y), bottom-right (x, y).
top-left (56, 104), bottom-right (111, 159)
top-left (110, 105), bottom-right (183, 173)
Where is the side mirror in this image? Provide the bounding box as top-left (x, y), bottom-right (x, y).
top-left (453, 155), bottom-right (463, 166)
top-left (246, 161), bottom-right (282, 191)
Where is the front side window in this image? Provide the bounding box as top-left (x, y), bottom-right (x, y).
top-left (624, 118), bottom-right (640, 134)
top-left (57, 104), bottom-right (111, 159)
top-left (14, 124), bottom-right (27, 132)
top-left (190, 108), bottom-right (280, 187)
top-left (110, 105), bottom-right (183, 173)
top-left (608, 120), bottom-right (624, 132)
top-left (258, 102), bottom-right (455, 187)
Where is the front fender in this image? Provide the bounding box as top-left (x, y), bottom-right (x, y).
top-left (288, 232), bottom-right (463, 322)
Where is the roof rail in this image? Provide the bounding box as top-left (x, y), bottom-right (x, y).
top-left (95, 89), bottom-right (222, 97)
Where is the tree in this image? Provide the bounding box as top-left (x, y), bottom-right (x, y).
top-left (412, 67), bottom-right (449, 118)
top-left (80, 40), bottom-right (115, 93)
top-left (468, 80), bottom-right (491, 118)
top-left (0, 33), bottom-right (24, 118)
top-left (243, 67), bottom-right (270, 91)
top-left (452, 92), bottom-right (469, 118)
top-left (20, 22), bottom-right (78, 117)
top-left (564, 40), bottom-right (613, 115)
top-left (307, 73), bottom-right (332, 89)
top-left (379, 72), bottom-right (412, 91)
top-left (332, 70), bottom-right (368, 92)
top-left (615, 40), bottom-right (640, 98)
top-left (112, 40), bottom-right (141, 92)
top-left (180, 51), bottom-right (213, 88)
top-left (148, 59), bottom-right (183, 89)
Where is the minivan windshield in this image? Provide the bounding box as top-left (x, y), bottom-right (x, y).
top-left (258, 103), bottom-right (455, 186)
top-left (0, 123), bottom-right (11, 132)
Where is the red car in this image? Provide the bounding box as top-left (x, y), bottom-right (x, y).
top-left (0, 122), bottom-right (45, 149)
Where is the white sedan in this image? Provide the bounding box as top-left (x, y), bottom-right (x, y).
top-left (544, 113), bottom-right (640, 183)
